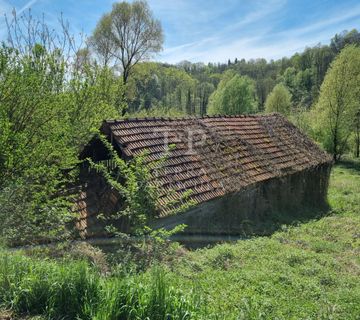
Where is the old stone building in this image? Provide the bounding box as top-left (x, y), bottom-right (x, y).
top-left (76, 114), bottom-right (333, 239)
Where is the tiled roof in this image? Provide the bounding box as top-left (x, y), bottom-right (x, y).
top-left (101, 114), bottom-right (332, 216)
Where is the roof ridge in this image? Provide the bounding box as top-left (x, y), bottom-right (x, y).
top-left (105, 113), bottom-right (278, 123)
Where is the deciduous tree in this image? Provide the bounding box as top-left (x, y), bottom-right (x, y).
top-left (312, 45), bottom-right (360, 161)
top-left (265, 83), bottom-right (292, 116)
top-left (208, 71), bottom-right (257, 115)
top-left (89, 0), bottom-right (163, 85)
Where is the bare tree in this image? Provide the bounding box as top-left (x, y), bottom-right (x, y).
top-left (89, 0), bottom-right (163, 85)
top-left (5, 9), bottom-right (83, 63)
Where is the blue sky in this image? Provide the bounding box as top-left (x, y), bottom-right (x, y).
top-left (1, 0), bottom-right (360, 63)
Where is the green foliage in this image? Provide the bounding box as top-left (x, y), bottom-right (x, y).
top-left (311, 45), bottom-right (360, 161)
top-left (0, 253), bottom-right (198, 319)
top-left (126, 62), bottom-right (202, 115)
top-left (0, 44), bottom-right (121, 245)
top-left (265, 83), bottom-right (292, 115)
top-left (0, 46), bottom-right (73, 245)
top-left (131, 106), bottom-right (186, 118)
top-left (282, 66), bottom-right (313, 107)
top-left (330, 29), bottom-right (360, 53)
top-left (87, 134), bottom-right (193, 245)
top-left (89, 0), bottom-right (163, 85)
top-left (288, 107), bottom-right (313, 135)
top-left (208, 71), bottom-right (257, 115)
top-left (85, 134), bottom-right (197, 270)
top-left (87, 134), bottom-right (158, 235)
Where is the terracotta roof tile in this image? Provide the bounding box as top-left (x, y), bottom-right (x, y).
top-left (101, 114), bottom-right (332, 215)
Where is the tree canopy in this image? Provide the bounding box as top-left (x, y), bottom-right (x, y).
top-left (89, 0), bottom-right (163, 84)
top-left (265, 83), bottom-right (292, 116)
top-left (312, 45), bottom-right (360, 161)
top-left (207, 71), bottom-right (257, 115)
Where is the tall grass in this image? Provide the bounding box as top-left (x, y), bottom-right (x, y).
top-left (93, 269), bottom-right (196, 319)
top-left (0, 251), bottom-right (199, 319)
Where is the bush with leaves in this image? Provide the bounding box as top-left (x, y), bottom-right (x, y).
top-left (87, 134), bottom-right (195, 265)
top-left (0, 12), bottom-right (122, 245)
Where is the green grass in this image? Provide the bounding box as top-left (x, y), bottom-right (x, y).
top-left (167, 160), bottom-right (360, 319)
top-left (1, 160), bottom-right (359, 319)
top-left (0, 254), bottom-right (199, 319)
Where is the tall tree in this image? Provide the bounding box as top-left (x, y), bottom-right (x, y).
top-left (88, 14), bottom-right (115, 67)
top-left (89, 0), bottom-right (163, 85)
top-left (312, 45), bottom-right (360, 161)
top-left (208, 71), bottom-right (257, 115)
top-left (197, 82), bottom-right (215, 115)
top-left (265, 83), bottom-right (292, 116)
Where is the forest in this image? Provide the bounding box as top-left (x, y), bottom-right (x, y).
top-left (0, 1), bottom-right (360, 319)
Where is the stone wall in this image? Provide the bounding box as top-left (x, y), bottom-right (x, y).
top-left (74, 163), bottom-right (331, 238)
top-left (150, 163), bottom-right (332, 236)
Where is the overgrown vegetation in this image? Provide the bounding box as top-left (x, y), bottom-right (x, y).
top-left (1, 160), bottom-right (359, 319)
top-left (0, 253), bottom-right (199, 319)
top-left (0, 13), bottom-right (122, 245)
top-left (84, 133), bottom-right (195, 271)
top-left (87, 134), bottom-right (194, 236)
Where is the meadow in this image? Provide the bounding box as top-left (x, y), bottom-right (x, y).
top-left (168, 159), bottom-right (360, 319)
top-left (0, 159), bottom-right (359, 320)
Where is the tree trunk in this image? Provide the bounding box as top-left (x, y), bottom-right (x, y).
top-left (333, 127), bottom-right (338, 162)
top-left (121, 70), bottom-right (129, 116)
top-left (355, 111), bottom-right (360, 158)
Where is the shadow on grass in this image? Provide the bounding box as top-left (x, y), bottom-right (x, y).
top-left (192, 159), bottom-right (358, 249)
top-left (177, 205), bottom-right (330, 249)
top-left (337, 158), bottom-right (360, 172)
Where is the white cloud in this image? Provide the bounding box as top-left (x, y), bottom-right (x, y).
top-left (159, 0), bottom-right (286, 63)
top-left (18, 0), bottom-right (38, 14)
top-left (158, 1), bottom-right (360, 63)
top-left (276, 4), bottom-right (360, 38)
